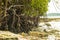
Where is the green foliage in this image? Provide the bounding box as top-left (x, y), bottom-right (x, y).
top-left (24, 0), bottom-right (49, 16)
top-left (0, 0), bottom-right (48, 16)
top-left (0, 0), bottom-right (49, 33)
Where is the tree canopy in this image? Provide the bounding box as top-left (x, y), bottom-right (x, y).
top-left (23, 0), bottom-right (49, 16)
top-left (0, 0), bottom-right (49, 33)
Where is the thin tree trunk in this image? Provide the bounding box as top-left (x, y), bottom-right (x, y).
top-left (4, 0), bottom-right (8, 30)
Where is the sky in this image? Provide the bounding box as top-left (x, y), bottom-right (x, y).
top-left (47, 0), bottom-right (60, 13)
